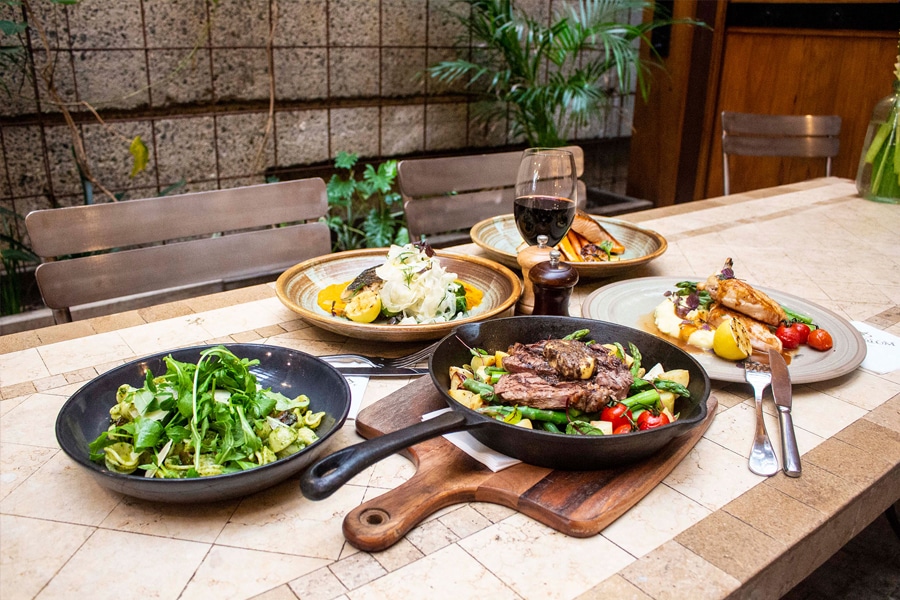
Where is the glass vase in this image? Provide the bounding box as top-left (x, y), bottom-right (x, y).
top-left (856, 80), bottom-right (900, 204)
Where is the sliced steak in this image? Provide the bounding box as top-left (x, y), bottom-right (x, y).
top-left (585, 345), bottom-right (634, 400)
top-left (501, 341), bottom-right (557, 379)
top-left (493, 372), bottom-right (586, 410)
top-left (493, 338), bottom-right (633, 413)
top-left (543, 339), bottom-right (595, 380)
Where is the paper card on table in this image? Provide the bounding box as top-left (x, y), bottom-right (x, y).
top-left (346, 376), bottom-right (369, 420)
top-left (332, 359), bottom-right (370, 419)
top-left (421, 408), bottom-right (521, 472)
top-left (852, 321), bottom-right (900, 375)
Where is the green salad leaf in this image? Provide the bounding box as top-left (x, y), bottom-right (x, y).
top-left (89, 346), bottom-right (326, 479)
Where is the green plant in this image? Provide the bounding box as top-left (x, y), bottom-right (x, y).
top-left (1, 206), bottom-right (40, 316)
top-left (857, 33), bottom-right (900, 202)
top-left (325, 152), bottom-right (409, 252)
top-left (0, 1), bottom-right (28, 99)
top-left (428, 0), bottom-right (699, 147)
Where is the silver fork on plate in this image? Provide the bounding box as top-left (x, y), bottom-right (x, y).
top-left (744, 360), bottom-right (779, 476)
top-left (320, 341), bottom-right (439, 368)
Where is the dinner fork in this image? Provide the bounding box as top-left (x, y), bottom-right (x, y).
top-left (320, 341), bottom-right (439, 368)
top-left (744, 360), bottom-right (779, 477)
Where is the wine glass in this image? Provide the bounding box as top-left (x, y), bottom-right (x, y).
top-left (513, 148), bottom-right (578, 247)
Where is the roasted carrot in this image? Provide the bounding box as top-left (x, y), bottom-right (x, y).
top-left (570, 230), bottom-right (586, 257)
top-left (557, 233), bottom-right (581, 261)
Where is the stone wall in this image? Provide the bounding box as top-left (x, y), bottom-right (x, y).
top-left (0, 0), bottom-right (638, 223)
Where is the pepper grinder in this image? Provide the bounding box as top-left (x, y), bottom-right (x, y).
top-left (516, 235), bottom-right (552, 315)
top-left (529, 249), bottom-right (579, 316)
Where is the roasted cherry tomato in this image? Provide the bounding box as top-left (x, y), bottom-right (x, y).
top-left (636, 410), bottom-right (670, 431)
top-left (613, 424), bottom-right (633, 435)
top-left (790, 322), bottom-right (811, 344)
top-left (776, 324), bottom-right (801, 349)
top-left (808, 328), bottom-right (834, 351)
top-left (601, 403), bottom-right (631, 430)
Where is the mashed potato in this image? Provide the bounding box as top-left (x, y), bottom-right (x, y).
top-left (653, 298), bottom-right (714, 351)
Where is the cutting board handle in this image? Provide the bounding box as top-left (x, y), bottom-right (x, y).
top-left (300, 409), bottom-right (470, 500)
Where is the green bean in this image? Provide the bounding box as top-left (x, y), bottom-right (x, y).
top-left (462, 378), bottom-right (495, 401)
top-left (630, 377), bottom-right (653, 393)
top-left (628, 342), bottom-right (642, 377)
top-left (654, 378), bottom-right (690, 398)
top-left (621, 389), bottom-right (660, 410)
top-left (482, 405), bottom-right (569, 426)
top-left (782, 305), bottom-right (816, 327)
top-left (563, 329), bottom-right (590, 341)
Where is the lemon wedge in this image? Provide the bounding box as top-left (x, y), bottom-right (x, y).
top-left (345, 290), bottom-right (381, 323)
top-left (713, 318), bottom-right (752, 360)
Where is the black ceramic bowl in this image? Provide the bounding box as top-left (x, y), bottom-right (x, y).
top-left (55, 343), bottom-right (351, 503)
top-left (428, 316), bottom-right (712, 470)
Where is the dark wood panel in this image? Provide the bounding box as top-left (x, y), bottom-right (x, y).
top-left (704, 28), bottom-right (896, 197)
top-left (627, 0), bottom-right (725, 206)
top-left (627, 0), bottom-right (896, 205)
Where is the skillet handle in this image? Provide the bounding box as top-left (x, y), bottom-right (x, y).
top-left (300, 410), bottom-right (469, 500)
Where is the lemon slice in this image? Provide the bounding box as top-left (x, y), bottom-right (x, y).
top-left (713, 318), bottom-right (752, 360)
top-left (344, 290), bottom-right (382, 323)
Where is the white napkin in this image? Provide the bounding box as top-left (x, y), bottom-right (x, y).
top-left (852, 321), bottom-right (900, 375)
top-left (345, 376), bottom-right (369, 419)
top-left (325, 359), bottom-right (370, 419)
top-left (421, 408), bottom-right (521, 472)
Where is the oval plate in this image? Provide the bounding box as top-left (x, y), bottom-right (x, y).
top-left (276, 248), bottom-right (522, 342)
top-left (470, 213), bottom-right (667, 279)
top-left (55, 344), bottom-right (351, 503)
top-left (582, 276), bottom-right (867, 384)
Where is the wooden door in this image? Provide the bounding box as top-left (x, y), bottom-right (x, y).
top-left (627, 0), bottom-right (898, 205)
top-left (704, 27), bottom-right (896, 197)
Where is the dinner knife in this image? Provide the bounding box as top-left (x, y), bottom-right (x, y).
top-left (334, 367), bottom-right (429, 377)
top-left (768, 348), bottom-right (801, 477)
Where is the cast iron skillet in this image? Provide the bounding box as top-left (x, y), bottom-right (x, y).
top-left (300, 316), bottom-right (710, 500)
top-left (55, 343), bottom-right (351, 503)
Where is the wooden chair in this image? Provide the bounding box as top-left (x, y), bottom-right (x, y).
top-left (25, 178), bottom-right (331, 324)
top-left (721, 111), bottom-right (841, 195)
top-left (397, 145), bottom-right (587, 247)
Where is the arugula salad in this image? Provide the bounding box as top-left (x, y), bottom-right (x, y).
top-left (88, 346), bottom-right (326, 478)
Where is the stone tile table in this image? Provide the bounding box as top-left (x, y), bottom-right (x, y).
top-left (1, 178), bottom-right (898, 600)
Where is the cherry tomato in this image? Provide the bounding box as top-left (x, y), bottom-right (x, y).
top-left (808, 328), bottom-right (834, 351)
top-left (776, 324), bottom-right (801, 349)
top-left (613, 424), bottom-right (633, 435)
top-left (601, 403), bottom-right (631, 430)
top-left (636, 410), bottom-right (670, 431)
top-left (790, 322), bottom-right (811, 344)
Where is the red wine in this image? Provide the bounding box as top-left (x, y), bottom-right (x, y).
top-left (514, 195), bottom-right (576, 246)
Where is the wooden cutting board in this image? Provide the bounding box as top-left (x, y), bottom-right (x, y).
top-left (343, 376), bottom-right (717, 551)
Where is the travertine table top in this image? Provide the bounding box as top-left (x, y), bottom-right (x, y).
top-left (2, 178), bottom-right (898, 600)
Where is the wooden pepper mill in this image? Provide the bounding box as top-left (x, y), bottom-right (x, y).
top-left (529, 249), bottom-right (579, 316)
top-left (516, 235), bottom-right (552, 315)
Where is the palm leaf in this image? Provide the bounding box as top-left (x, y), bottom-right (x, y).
top-left (427, 0), bottom-right (701, 146)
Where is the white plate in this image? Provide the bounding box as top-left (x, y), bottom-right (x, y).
top-left (470, 214), bottom-right (667, 279)
top-left (582, 276), bottom-right (866, 384)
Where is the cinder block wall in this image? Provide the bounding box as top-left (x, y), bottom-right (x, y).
top-left (0, 0), bottom-right (637, 221)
